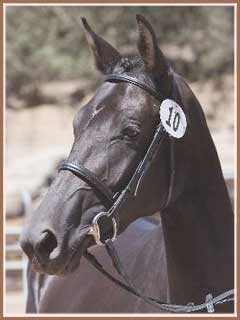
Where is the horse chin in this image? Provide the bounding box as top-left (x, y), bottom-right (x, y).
top-left (62, 235), bottom-right (94, 275)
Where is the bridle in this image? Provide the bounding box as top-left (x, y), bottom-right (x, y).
top-left (59, 73), bottom-right (174, 245)
top-left (58, 73), bottom-right (234, 313)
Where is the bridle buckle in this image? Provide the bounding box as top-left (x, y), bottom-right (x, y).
top-left (88, 212), bottom-right (117, 245)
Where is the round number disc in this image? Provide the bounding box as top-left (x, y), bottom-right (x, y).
top-left (160, 99), bottom-right (187, 138)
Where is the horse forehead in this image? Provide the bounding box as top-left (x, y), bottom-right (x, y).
top-left (75, 81), bottom-right (153, 127)
top-left (99, 82), bottom-right (152, 114)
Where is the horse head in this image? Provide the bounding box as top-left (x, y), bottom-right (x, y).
top-left (20, 15), bottom-right (228, 281)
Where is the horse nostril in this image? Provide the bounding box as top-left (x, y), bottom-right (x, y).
top-left (35, 230), bottom-right (58, 262)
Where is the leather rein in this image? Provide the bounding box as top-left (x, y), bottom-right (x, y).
top-left (58, 74), bottom-right (234, 313)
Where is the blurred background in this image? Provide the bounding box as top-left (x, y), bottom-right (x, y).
top-left (5, 5), bottom-right (235, 314)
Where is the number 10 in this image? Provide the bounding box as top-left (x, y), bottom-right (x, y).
top-left (165, 106), bottom-right (180, 132)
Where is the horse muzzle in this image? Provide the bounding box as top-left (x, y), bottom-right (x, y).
top-left (20, 223), bottom-right (93, 275)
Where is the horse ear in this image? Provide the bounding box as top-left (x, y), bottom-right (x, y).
top-left (136, 15), bottom-right (171, 95)
top-left (81, 17), bottom-right (121, 74)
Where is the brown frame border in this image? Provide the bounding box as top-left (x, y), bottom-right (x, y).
top-left (1, 1), bottom-right (239, 319)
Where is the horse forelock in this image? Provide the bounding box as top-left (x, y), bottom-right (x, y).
top-left (113, 56), bottom-right (144, 74)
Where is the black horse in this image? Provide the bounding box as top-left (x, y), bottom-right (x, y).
top-left (20, 15), bottom-right (234, 313)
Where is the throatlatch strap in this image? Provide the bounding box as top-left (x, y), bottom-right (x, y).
top-left (59, 162), bottom-right (115, 208)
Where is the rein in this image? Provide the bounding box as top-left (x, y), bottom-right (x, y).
top-left (58, 73), bottom-right (234, 313)
top-left (84, 240), bottom-right (234, 313)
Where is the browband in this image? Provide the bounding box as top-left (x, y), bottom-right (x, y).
top-left (105, 74), bottom-right (164, 102)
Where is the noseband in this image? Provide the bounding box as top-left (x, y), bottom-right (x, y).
top-left (58, 73), bottom-right (234, 312)
top-left (59, 73), bottom-right (174, 245)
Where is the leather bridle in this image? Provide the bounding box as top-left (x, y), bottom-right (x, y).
top-left (59, 73), bottom-right (174, 245)
top-left (58, 73), bottom-right (234, 313)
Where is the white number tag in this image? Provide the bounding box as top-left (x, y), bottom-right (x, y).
top-left (160, 99), bottom-right (187, 138)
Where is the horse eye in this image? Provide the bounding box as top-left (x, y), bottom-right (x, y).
top-left (123, 126), bottom-right (140, 138)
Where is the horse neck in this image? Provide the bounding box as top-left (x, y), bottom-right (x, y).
top-left (161, 77), bottom-right (234, 308)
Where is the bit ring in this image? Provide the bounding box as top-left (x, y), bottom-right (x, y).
top-left (88, 212), bottom-right (117, 245)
